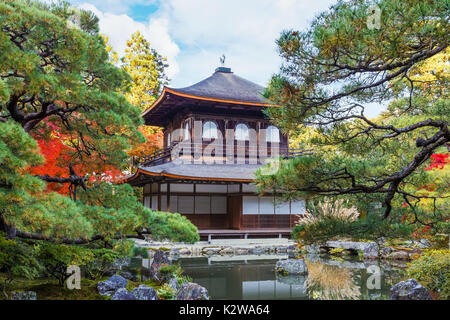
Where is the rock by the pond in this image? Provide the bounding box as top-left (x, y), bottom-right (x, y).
top-left (97, 275), bottom-right (128, 296)
top-left (10, 291), bottom-right (37, 300)
top-left (326, 241), bottom-right (379, 259)
top-left (150, 250), bottom-right (170, 282)
top-left (179, 248), bottom-right (192, 255)
top-left (111, 288), bottom-right (137, 300)
top-left (305, 244), bottom-right (320, 255)
top-left (380, 246), bottom-right (394, 258)
top-left (167, 277), bottom-right (180, 291)
top-left (376, 237), bottom-right (387, 246)
top-left (419, 239), bottom-right (431, 248)
top-left (388, 251), bottom-right (410, 260)
top-left (363, 242), bottom-right (379, 259)
top-left (220, 247), bottom-right (234, 255)
top-left (176, 282), bottom-right (209, 300)
top-left (251, 247), bottom-right (264, 255)
top-left (277, 246), bottom-right (288, 253)
top-left (235, 248), bottom-right (249, 255)
top-left (132, 285), bottom-right (158, 300)
top-left (275, 259), bottom-right (308, 275)
top-left (202, 247), bottom-right (221, 255)
top-left (390, 279), bottom-right (432, 300)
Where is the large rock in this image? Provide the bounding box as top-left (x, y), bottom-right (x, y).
top-left (305, 244), bottom-right (321, 255)
top-left (111, 288), bottom-right (137, 300)
top-left (275, 259), bottom-right (308, 275)
top-left (179, 248), bottom-right (192, 255)
top-left (251, 247), bottom-right (264, 255)
top-left (220, 247), bottom-right (234, 255)
top-left (150, 250), bottom-right (170, 282)
top-left (326, 241), bottom-right (379, 259)
top-left (10, 291), bottom-right (37, 300)
top-left (167, 277), bottom-right (180, 291)
top-left (380, 247), bottom-right (394, 258)
top-left (97, 275), bottom-right (127, 296)
top-left (388, 251), bottom-right (410, 260)
top-left (235, 248), bottom-right (249, 255)
top-left (202, 247), bottom-right (221, 255)
top-left (390, 279), bottom-right (432, 300)
top-left (175, 282), bottom-right (209, 300)
top-left (363, 242), bottom-right (379, 259)
top-left (132, 285), bottom-right (158, 300)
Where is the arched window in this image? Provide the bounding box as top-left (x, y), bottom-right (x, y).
top-left (266, 125), bottom-right (280, 143)
top-left (202, 121), bottom-right (218, 139)
top-left (184, 122), bottom-right (190, 140)
top-left (235, 123), bottom-right (249, 140)
top-left (167, 131), bottom-right (171, 147)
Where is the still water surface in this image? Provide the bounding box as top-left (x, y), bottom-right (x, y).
top-left (174, 255), bottom-right (404, 300)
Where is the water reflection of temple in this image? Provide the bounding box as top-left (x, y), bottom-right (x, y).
top-left (178, 257), bottom-right (308, 300)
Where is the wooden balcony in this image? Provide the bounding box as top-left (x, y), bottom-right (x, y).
top-left (132, 141), bottom-right (312, 167)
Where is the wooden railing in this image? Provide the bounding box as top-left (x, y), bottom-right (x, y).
top-left (132, 141), bottom-right (313, 167)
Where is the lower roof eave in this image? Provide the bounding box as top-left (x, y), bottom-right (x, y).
top-left (126, 168), bottom-right (255, 185)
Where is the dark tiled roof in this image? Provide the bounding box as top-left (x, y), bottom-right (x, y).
top-left (139, 162), bottom-right (263, 181)
top-left (169, 68), bottom-right (268, 104)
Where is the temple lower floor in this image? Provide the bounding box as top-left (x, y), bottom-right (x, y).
top-left (138, 181), bottom-right (305, 231)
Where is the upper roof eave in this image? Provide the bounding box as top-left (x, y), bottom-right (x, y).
top-left (142, 86), bottom-right (278, 119)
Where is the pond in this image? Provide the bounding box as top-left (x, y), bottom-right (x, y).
top-left (131, 254), bottom-right (405, 300)
top-left (176, 255), bottom-right (404, 300)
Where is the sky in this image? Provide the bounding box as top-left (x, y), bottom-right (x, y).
top-left (46, 0), bottom-right (385, 117)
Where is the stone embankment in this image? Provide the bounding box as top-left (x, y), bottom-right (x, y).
top-left (135, 238), bottom-right (298, 258)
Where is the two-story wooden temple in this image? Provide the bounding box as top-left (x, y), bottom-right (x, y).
top-left (127, 66), bottom-right (307, 239)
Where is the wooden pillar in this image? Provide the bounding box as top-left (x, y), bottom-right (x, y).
top-left (149, 184), bottom-right (152, 209)
top-left (157, 182), bottom-right (161, 211)
top-left (167, 182), bottom-right (171, 212)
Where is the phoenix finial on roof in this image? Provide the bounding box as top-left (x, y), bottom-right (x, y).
top-left (220, 54), bottom-right (226, 66)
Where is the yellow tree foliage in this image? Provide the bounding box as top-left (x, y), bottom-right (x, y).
top-left (120, 31), bottom-right (168, 166)
top-left (122, 31), bottom-right (168, 111)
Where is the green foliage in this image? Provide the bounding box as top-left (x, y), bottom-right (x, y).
top-left (82, 248), bottom-right (123, 280)
top-left (159, 264), bottom-right (182, 281)
top-left (36, 242), bottom-right (95, 287)
top-left (143, 210), bottom-right (200, 243)
top-left (156, 283), bottom-right (176, 300)
top-left (0, 0), bottom-right (144, 167)
top-left (258, 0), bottom-right (449, 227)
top-left (131, 246), bottom-right (149, 258)
top-left (292, 213), bottom-right (415, 243)
top-left (407, 249), bottom-right (450, 299)
top-left (0, 235), bottom-right (41, 297)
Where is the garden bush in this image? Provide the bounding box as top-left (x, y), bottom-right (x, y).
top-left (407, 249), bottom-right (450, 299)
top-left (143, 210), bottom-right (199, 243)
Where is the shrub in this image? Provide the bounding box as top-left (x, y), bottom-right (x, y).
top-left (407, 249), bottom-right (450, 299)
top-left (131, 246), bottom-right (149, 258)
top-left (36, 242), bottom-right (95, 287)
top-left (83, 248), bottom-right (123, 280)
top-left (0, 235), bottom-right (41, 298)
top-left (143, 210), bottom-right (199, 243)
top-left (159, 263), bottom-right (184, 284)
top-left (156, 283), bottom-right (176, 300)
top-left (292, 213), bottom-right (414, 243)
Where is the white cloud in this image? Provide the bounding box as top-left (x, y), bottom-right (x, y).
top-left (74, 0), bottom-right (335, 87)
top-left (78, 3), bottom-right (180, 79)
top-left (149, 0), bottom-right (335, 87)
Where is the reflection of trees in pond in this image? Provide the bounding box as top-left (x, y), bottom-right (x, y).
top-left (305, 261), bottom-right (361, 300)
